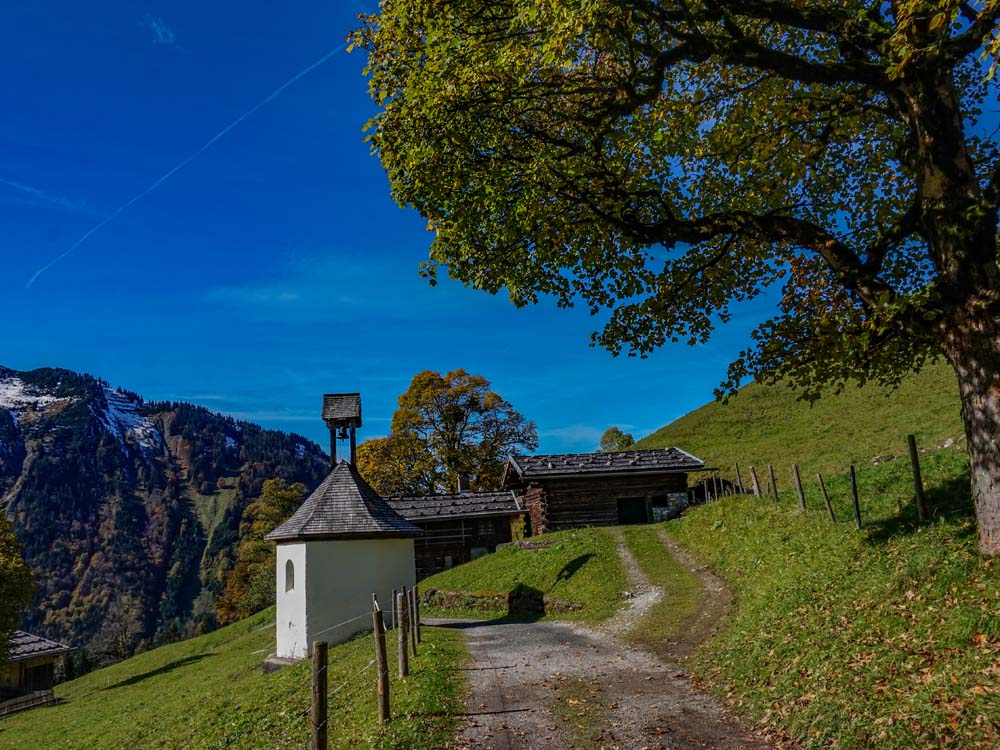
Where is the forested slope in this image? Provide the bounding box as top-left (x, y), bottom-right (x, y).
top-left (0, 365), bottom-right (328, 661)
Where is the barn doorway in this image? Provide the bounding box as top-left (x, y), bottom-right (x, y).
top-left (616, 497), bottom-right (648, 525)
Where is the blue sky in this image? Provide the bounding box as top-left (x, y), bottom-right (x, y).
top-left (0, 1), bottom-right (776, 453)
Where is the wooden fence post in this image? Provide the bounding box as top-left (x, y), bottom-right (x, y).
top-left (391, 588), bottom-right (398, 628)
top-left (713, 474), bottom-right (720, 501)
top-left (372, 603), bottom-right (389, 724)
top-left (768, 464), bottom-right (779, 504)
top-left (849, 466), bottom-right (862, 529)
top-left (749, 466), bottom-right (761, 497)
top-left (312, 641), bottom-right (328, 750)
top-left (734, 464), bottom-right (745, 494)
top-left (408, 588), bottom-right (418, 657)
top-left (907, 434), bottom-right (928, 523)
top-left (413, 584), bottom-right (422, 644)
top-left (702, 478), bottom-right (710, 503)
top-left (396, 590), bottom-right (409, 678)
top-left (792, 464), bottom-right (806, 511)
top-left (817, 474), bottom-right (836, 523)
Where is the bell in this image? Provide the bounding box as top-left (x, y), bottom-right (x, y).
top-left (337, 426), bottom-right (349, 440)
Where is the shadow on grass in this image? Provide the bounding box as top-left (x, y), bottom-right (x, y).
top-left (554, 553), bottom-right (594, 584)
top-left (103, 653), bottom-right (211, 690)
top-left (864, 474), bottom-right (975, 545)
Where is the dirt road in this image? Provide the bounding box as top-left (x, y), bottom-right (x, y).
top-left (429, 531), bottom-right (769, 750)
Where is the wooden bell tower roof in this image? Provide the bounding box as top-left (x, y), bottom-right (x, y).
top-left (322, 393), bottom-right (362, 428)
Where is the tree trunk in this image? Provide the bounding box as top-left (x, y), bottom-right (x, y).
top-left (941, 311), bottom-right (1000, 556)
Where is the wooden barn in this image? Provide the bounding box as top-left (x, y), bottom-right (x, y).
top-left (0, 630), bottom-right (73, 717)
top-left (386, 490), bottom-right (525, 579)
top-left (502, 448), bottom-right (704, 534)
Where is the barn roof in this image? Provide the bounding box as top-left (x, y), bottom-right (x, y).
top-left (321, 393), bottom-right (362, 426)
top-left (386, 491), bottom-right (523, 522)
top-left (7, 631), bottom-right (74, 662)
top-left (265, 460), bottom-right (421, 541)
top-left (504, 448), bottom-right (704, 484)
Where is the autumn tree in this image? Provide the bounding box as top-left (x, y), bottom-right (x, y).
top-left (0, 513), bottom-right (32, 665)
top-left (358, 1), bottom-right (1000, 553)
top-left (90, 595), bottom-right (144, 667)
top-left (600, 426), bottom-right (635, 452)
top-left (216, 478), bottom-right (308, 624)
top-left (358, 369), bottom-right (537, 495)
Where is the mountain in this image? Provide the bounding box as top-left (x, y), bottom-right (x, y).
top-left (0, 365), bottom-right (328, 659)
top-left (633, 360), bottom-right (965, 478)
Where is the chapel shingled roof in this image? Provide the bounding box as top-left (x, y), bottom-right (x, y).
top-left (321, 393), bottom-right (362, 426)
top-left (504, 447), bottom-right (704, 483)
top-left (386, 491), bottom-right (523, 522)
top-left (7, 631), bottom-right (74, 662)
top-left (265, 460), bottom-right (421, 541)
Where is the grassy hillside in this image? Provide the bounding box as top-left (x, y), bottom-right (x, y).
top-left (421, 527), bottom-right (628, 623)
top-left (669, 448), bottom-right (999, 749)
top-left (635, 360), bottom-right (963, 478)
top-left (0, 609), bottom-right (465, 750)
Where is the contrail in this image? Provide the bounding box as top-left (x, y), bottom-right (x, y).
top-left (26, 37), bottom-right (351, 289)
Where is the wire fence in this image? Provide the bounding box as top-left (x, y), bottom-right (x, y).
top-left (696, 432), bottom-right (934, 530)
top-left (249, 582), bottom-right (424, 750)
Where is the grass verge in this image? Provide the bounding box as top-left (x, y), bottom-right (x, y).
top-left (420, 527), bottom-right (628, 624)
top-left (0, 608), bottom-right (466, 750)
top-left (668, 448), bottom-right (999, 749)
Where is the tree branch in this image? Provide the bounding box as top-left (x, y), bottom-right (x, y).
top-left (944, 3), bottom-right (1000, 59)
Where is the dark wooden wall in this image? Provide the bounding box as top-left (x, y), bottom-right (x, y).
top-left (411, 514), bottom-right (518, 579)
top-left (529, 473), bottom-right (688, 533)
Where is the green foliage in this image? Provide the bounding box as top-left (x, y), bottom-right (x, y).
top-left (0, 512), bottom-right (32, 664)
top-left (421, 527), bottom-right (628, 623)
top-left (216, 479), bottom-right (308, 625)
top-left (357, 0), bottom-right (1000, 551)
top-left (0, 608), bottom-right (467, 750)
top-left (358, 369), bottom-right (537, 495)
top-left (669, 449), bottom-right (999, 749)
top-left (635, 359), bottom-right (963, 478)
top-left (356, 0), bottom-right (999, 392)
top-left (599, 426), bottom-right (634, 453)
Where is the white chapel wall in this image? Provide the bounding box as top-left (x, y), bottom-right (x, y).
top-left (303, 538), bottom-right (416, 648)
top-left (275, 542), bottom-right (308, 659)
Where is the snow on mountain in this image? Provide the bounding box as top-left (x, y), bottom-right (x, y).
top-left (96, 387), bottom-right (164, 452)
top-left (0, 374), bottom-right (70, 411)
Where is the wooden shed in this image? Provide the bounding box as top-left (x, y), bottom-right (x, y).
top-left (386, 490), bottom-right (525, 579)
top-left (502, 448), bottom-right (704, 534)
top-left (1, 631), bottom-right (73, 716)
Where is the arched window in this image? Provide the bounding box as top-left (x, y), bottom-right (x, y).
top-left (285, 559), bottom-right (295, 592)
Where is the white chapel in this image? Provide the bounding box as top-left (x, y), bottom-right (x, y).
top-left (264, 393), bottom-right (420, 660)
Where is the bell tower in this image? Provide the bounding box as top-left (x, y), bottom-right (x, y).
top-left (321, 393), bottom-right (362, 469)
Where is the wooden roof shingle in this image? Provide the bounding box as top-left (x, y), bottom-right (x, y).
top-left (321, 393), bottom-right (362, 426)
top-left (386, 491), bottom-right (522, 522)
top-left (7, 631), bottom-right (74, 662)
top-left (265, 460), bottom-right (421, 541)
top-left (505, 448), bottom-right (704, 483)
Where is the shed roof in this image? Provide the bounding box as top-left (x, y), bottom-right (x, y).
top-left (504, 448), bottom-right (704, 484)
top-left (7, 631), bottom-right (74, 662)
top-left (386, 491), bottom-right (523, 522)
top-left (265, 460), bottom-right (421, 541)
top-left (321, 393), bottom-right (362, 427)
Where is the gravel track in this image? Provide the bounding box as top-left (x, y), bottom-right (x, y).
top-left (430, 529), bottom-right (770, 750)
